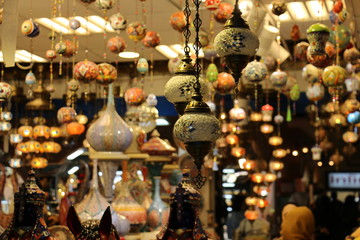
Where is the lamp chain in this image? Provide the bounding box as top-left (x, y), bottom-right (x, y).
top-left (183, 0), bottom-right (191, 56)
top-left (193, 0), bottom-right (202, 82)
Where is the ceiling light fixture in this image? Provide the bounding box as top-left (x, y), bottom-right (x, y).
top-left (16, 50), bottom-right (47, 62)
top-left (87, 15), bottom-right (114, 32)
top-left (67, 166), bottom-right (79, 175)
top-left (155, 45), bottom-right (179, 59)
top-left (287, 2), bottom-right (310, 20)
top-left (55, 17), bottom-right (88, 35)
top-left (75, 16), bottom-right (103, 33)
top-left (305, 1), bottom-right (329, 18)
top-left (119, 51), bottom-right (140, 59)
top-left (35, 18), bottom-right (69, 34)
top-left (67, 148), bottom-right (86, 160)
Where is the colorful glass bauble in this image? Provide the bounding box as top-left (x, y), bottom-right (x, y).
top-left (242, 159), bottom-right (256, 171)
top-left (95, 0), bottom-right (115, 10)
top-left (55, 41), bottom-right (67, 55)
top-left (225, 133), bottom-right (239, 145)
top-left (203, 45), bottom-right (218, 61)
top-left (322, 65), bottom-right (347, 87)
top-left (290, 84), bottom-right (300, 101)
top-left (229, 101), bottom-right (246, 121)
top-left (18, 125), bottom-right (32, 138)
top-left (112, 180), bottom-right (147, 233)
top-left (270, 69), bottom-right (288, 88)
top-left (107, 36), bottom-right (126, 54)
top-left (67, 78), bottom-right (80, 92)
top-left (42, 141), bottom-right (61, 153)
top-left (306, 82), bottom-right (325, 102)
top-left (31, 157), bottom-right (48, 169)
top-left (329, 25), bottom-right (351, 51)
top-left (66, 122), bottom-right (85, 136)
top-left (343, 131), bottom-right (358, 143)
top-left (302, 64), bottom-right (323, 83)
top-left (213, 72), bottom-right (236, 94)
top-left (136, 58), bottom-right (149, 74)
top-left (271, 0), bottom-right (287, 16)
top-left (205, 0), bottom-right (221, 11)
top-left (274, 114), bottom-right (284, 124)
top-left (126, 21), bottom-right (146, 42)
top-left (69, 18), bottom-right (81, 30)
top-left (306, 47), bottom-right (333, 68)
top-left (21, 19), bottom-right (40, 37)
top-left (214, 3), bottom-right (234, 23)
top-left (63, 40), bottom-right (77, 58)
top-left (33, 125), bottom-right (50, 139)
top-left (273, 148), bottom-right (287, 158)
top-left (25, 71), bottom-right (36, 85)
top-left (347, 111), bottom-right (360, 124)
top-left (269, 135), bottom-right (283, 146)
top-left (206, 63), bottom-right (218, 83)
top-left (307, 23), bottom-right (330, 56)
top-left (26, 140), bottom-right (42, 153)
top-left (251, 173), bottom-right (264, 184)
top-left (167, 55), bottom-right (182, 74)
top-left (345, 77), bottom-right (360, 92)
top-left (243, 60), bottom-right (268, 83)
top-left (329, 8), bottom-right (347, 25)
top-left (169, 11), bottom-right (187, 32)
top-left (269, 160), bottom-right (284, 171)
top-left (73, 60), bottom-right (99, 83)
top-left (0, 81), bottom-right (12, 101)
top-left (333, 0), bottom-right (343, 13)
top-left (260, 123), bottom-right (274, 134)
top-left (294, 41), bottom-right (309, 61)
top-left (263, 55), bottom-right (277, 71)
top-left (281, 75), bottom-right (297, 98)
top-left (109, 13), bottom-right (127, 31)
top-left (45, 49), bottom-right (57, 60)
top-left (87, 84), bottom-right (132, 152)
top-left (124, 87), bottom-right (146, 106)
top-left (142, 31), bottom-right (160, 48)
top-left (245, 196), bottom-right (258, 206)
top-left (97, 63), bottom-right (117, 85)
top-left (261, 104), bottom-right (274, 122)
top-left (57, 107), bottom-right (77, 124)
top-left (231, 147), bottom-right (246, 158)
top-left (50, 127), bottom-right (61, 138)
top-left (329, 113), bottom-right (346, 127)
top-left (0, 121), bottom-right (11, 132)
top-left (10, 133), bottom-right (23, 144)
top-left (344, 47), bottom-right (360, 64)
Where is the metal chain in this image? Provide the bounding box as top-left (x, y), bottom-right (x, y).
top-left (183, 0), bottom-right (191, 55)
top-left (192, 0), bottom-right (202, 81)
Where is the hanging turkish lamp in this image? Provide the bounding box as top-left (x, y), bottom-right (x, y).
top-left (343, 131), bottom-right (358, 143)
top-left (261, 104), bottom-right (274, 122)
top-left (311, 144), bottom-right (322, 161)
top-left (306, 23), bottom-right (330, 56)
top-left (173, 0), bottom-right (221, 188)
top-left (269, 160), bottom-right (284, 172)
top-left (260, 123), bottom-right (274, 134)
top-left (272, 148), bottom-right (287, 159)
top-left (214, 0), bottom-right (259, 87)
top-left (251, 173), bottom-right (264, 184)
top-left (229, 99), bottom-right (246, 122)
top-left (206, 63), bottom-right (219, 83)
top-left (264, 172), bottom-right (277, 183)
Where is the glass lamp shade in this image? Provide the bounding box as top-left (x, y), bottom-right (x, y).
top-left (26, 140), bottom-right (42, 153)
top-left (302, 64), bottom-right (323, 83)
top-left (33, 125), bottom-right (50, 139)
top-left (169, 11), bottom-right (187, 32)
top-left (260, 123), bottom-right (274, 134)
top-left (213, 72), bottom-right (236, 94)
top-left (164, 73), bottom-right (209, 115)
top-left (250, 112), bottom-right (262, 122)
top-left (73, 60), bottom-right (99, 83)
top-left (205, 0), bottom-right (221, 10)
top-left (109, 13), bottom-right (127, 31)
top-left (306, 82), bottom-right (325, 102)
top-left (329, 113), bottom-right (346, 127)
top-left (306, 23), bottom-right (330, 56)
top-left (1, 111), bottom-right (13, 121)
top-left (269, 160), bottom-right (284, 171)
top-left (31, 157), bottom-right (48, 169)
top-left (242, 160), bottom-right (256, 171)
top-left (18, 126), bottom-right (33, 138)
top-left (9, 158), bottom-right (22, 168)
top-left (0, 81), bottom-right (13, 101)
top-left (10, 133), bottom-right (23, 144)
top-left (344, 47), bottom-right (360, 64)
top-left (264, 173), bottom-right (277, 183)
top-left (50, 127), bottom-right (61, 138)
top-left (344, 98), bottom-right (360, 114)
top-left (245, 209), bottom-right (259, 221)
top-left (136, 58), bottom-right (149, 75)
top-left (57, 107), bottom-right (77, 124)
top-left (66, 122), bottom-right (85, 136)
top-left (86, 84), bottom-right (133, 152)
top-left (16, 142), bottom-right (29, 153)
top-left (142, 31), bottom-right (161, 48)
top-left (206, 63), bottom-right (219, 83)
top-left (251, 173), bottom-right (264, 184)
top-left (42, 141), bottom-right (62, 153)
top-left (124, 87), bottom-right (146, 106)
top-left (96, 63), bottom-right (117, 85)
top-left (76, 114), bottom-right (89, 125)
top-left (273, 148), bottom-right (287, 158)
top-left (257, 199), bottom-right (269, 209)
top-left (245, 196), bottom-right (258, 207)
top-left (347, 111), bottom-right (360, 124)
top-left (269, 136), bottom-right (283, 146)
top-left (0, 121), bottom-right (12, 132)
top-left (270, 69), bottom-right (288, 88)
top-left (343, 131), bottom-right (358, 143)
top-left (322, 65), bottom-right (348, 87)
top-left (311, 145), bottom-right (322, 161)
top-left (261, 104), bottom-right (274, 122)
top-left (229, 100), bottom-right (246, 121)
top-left (126, 21), bottom-right (146, 43)
top-left (274, 114), bottom-right (284, 124)
top-left (243, 60), bottom-right (268, 83)
top-left (107, 36), bottom-right (127, 54)
top-left (225, 134), bottom-right (239, 145)
top-left (231, 147), bottom-right (246, 158)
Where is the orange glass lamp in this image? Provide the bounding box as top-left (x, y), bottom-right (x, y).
top-left (343, 131), bottom-right (358, 143)
top-left (260, 123), bottom-right (274, 134)
top-left (254, 185), bottom-right (270, 197)
top-left (26, 141), bottom-right (42, 153)
top-left (42, 141), bottom-right (62, 154)
top-left (245, 209), bottom-right (259, 222)
top-left (9, 158), bottom-right (22, 168)
top-left (231, 147), bottom-right (246, 158)
top-left (18, 126), bottom-right (33, 138)
top-left (31, 157), bottom-right (48, 169)
top-left (264, 172), bottom-right (277, 183)
top-left (66, 122), bottom-right (85, 136)
top-left (251, 173), bottom-right (264, 184)
top-left (245, 196), bottom-right (259, 207)
top-left (33, 125), bottom-right (51, 139)
top-left (269, 136), bottom-right (283, 146)
top-left (50, 127), bottom-right (62, 138)
top-left (226, 133), bottom-right (239, 145)
top-left (269, 160), bottom-right (284, 172)
top-left (261, 104), bottom-right (274, 122)
top-left (242, 160), bottom-right (256, 171)
top-left (250, 112), bottom-right (262, 122)
top-left (329, 113), bottom-right (346, 127)
top-left (257, 198), bottom-right (269, 209)
top-left (272, 148), bottom-right (287, 158)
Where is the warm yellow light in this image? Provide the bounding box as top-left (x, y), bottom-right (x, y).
top-left (292, 150), bottom-right (299, 156)
top-left (269, 136), bottom-right (283, 146)
top-left (302, 147), bottom-right (309, 153)
top-left (329, 160), bottom-right (334, 166)
top-left (317, 161), bottom-right (323, 167)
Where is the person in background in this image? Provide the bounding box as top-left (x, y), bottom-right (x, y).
top-left (233, 209), bottom-right (270, 240)
top-left (345, 227), bottom-right (360, 240)
top-left (280, 205), bottom-right (315, 240)
top-left (343, 195), bottom-right (359, 238)
top-left (226, 194), bottom-right (246, 239)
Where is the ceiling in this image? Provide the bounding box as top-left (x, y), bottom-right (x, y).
top-left (0, 0), bottom-right (359, 64)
